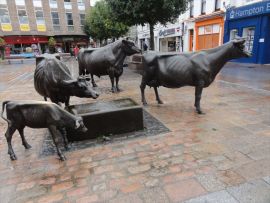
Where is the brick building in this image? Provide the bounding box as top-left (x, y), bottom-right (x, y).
top-left (0, 0), bottom-right (91, 54)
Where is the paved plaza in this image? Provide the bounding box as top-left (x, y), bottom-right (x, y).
top-left (0, 59), bottom-right (270, 203)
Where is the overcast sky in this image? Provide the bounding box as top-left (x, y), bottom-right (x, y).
top-left (90, 0), bottom-right (99, 6)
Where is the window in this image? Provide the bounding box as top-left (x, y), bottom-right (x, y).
top-left (64, 0), bottom-right (72, 9)
top-left (0, 7), bottom-right (10, 23)
top-left (230, 29), bottom-right (238, 40)
top-left (35, 10), bottom-right (45, 24)
top-left (51, 11), bottom-right (60, 31)
top-left (80, 13), bottom-right (85, 26)
top-left (201, 0), bottom-right (206, 14)
top-left (33, 0), bottom-right (42, 7)
top-left (215, 0), bottom-right (221, 10)
top-left (78, 0), bottom-right (85, 10)
top-left (66, 12), bottom-right (74, 31)
top-left (242, 27), bottom-right (255, 52)
top-left (18, 9), bottom-right (29, 24)
top-left (0, 0), bottom-right (7, 4)
top-left (15, 0), bottom-right (25, 6)
top-left (190, 0), bottom-right (194, 17)
top-left (49, 0), bottom-right (57, 8)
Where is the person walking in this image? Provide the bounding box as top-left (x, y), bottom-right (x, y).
top-left (74, 45), bottom-right (79, 60)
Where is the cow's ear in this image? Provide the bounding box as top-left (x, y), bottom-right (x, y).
top-left (36, 56), bottom-right (45, 66)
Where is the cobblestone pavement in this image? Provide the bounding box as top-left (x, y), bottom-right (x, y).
top-left (0, 59), bottom-right (270, 203)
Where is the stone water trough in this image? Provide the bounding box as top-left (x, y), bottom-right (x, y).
top-left (66, 98), bottom-right (144, 141)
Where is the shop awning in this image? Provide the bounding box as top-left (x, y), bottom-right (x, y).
top-left (4, 36), bottom-right (49, 44)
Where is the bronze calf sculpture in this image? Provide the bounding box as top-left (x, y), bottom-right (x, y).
top-left (140, 38), bottom-right (251, 114)
top-left (1, 100), bottom-right (88, 161)
top-left (78, 40), bottom-right (141, 92)
top-left (34, 54), bottom-right (99, 107)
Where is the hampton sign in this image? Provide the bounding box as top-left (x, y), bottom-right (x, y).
top-left (227, 0), bottom-right (270, 20)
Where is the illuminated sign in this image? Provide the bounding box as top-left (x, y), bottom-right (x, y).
top-left (1, 23), bottom-right (12, 31)
top-left (20, 24), bottom-right (30, 31)
top-left (37, 24), bottom-right (46, 32)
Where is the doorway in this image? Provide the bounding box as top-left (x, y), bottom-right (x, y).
top-left (189, 29), bottom-right (194, 51)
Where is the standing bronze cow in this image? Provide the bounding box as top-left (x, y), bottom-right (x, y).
top-left (78, 40), bottom-right (141, 92)
top-left (140, 38), bottom-right (251, 114)
top-left (34, 54), bottom-right (98, 107)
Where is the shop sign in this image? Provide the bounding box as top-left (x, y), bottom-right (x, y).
top-left (159, 28), bottom-right (175, 37)
top-left (227, 1), bottom-right (270, 20)
top-left (20, 24), bottom-right (30, 31)
top-left (1, 23), bottom-right (12, 31)
top-left (37, 24), bottom-right (46, 32)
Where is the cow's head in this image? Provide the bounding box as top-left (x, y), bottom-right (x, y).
top-left (62, 76), bottom-right (99, 99)
top-left (75, 117), bottom-right (88, 132)
top-left (230, 38), bottom-right (252, 58)
top-left (121, 40), bottom-right (141, 55)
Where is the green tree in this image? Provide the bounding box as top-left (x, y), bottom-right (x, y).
top-left (84, 0), bottom-right (129, 43)
top-left (48, 37), bottom-right (56, 53)
top-left (106, 0), bottom-right (188, 50)
top-left (0, 37), bottom-right (6, 60)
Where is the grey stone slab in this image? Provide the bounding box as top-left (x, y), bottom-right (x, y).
top-left (196, 174), bottom-right (226, 192)
top-left (227, 179), bottom-right (270, 203)
top-left (108, 193), bottom-right (143, 203)
top-left (184, 190), bottom-right (238, 203)
top-left (139, 187), bottom-right (170, 203)
top-left (246, 145), bottom-right (270, 160)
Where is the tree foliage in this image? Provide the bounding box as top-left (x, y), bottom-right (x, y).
top-left (0, 37), bottom-right (6, 47)
top-left (106, 0), bottom-right (188, 49)
top-left (84, 0), bottom-right (129, 42)
top-left (48, 37), bottom-right (56, 47)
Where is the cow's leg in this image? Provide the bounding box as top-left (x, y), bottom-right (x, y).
top-left (49, 126), bottom-right (66, 161)
top-left (115, 76), bottom-right (121, 92)
top-left (18, 127), bottom-right (31, 149)
top-left (194, 85), bottom-right (204, 114)
top-left (140, 79), bottom-right (147, 105)
top-left (44, 97), bottom-right (47, 101)
top-left (91, 74), bottom-right (97, 87)
top-left (154, 86), bottom-right (163, 104)
top-left (5, 125), bottom-right (17, 160)
top-left (64, 97), bottom-right (70, 108)
top-left (59, 127), bottom-right (70, 150)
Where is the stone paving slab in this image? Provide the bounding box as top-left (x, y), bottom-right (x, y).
top-left (1, 60), bottom-right (270, 202)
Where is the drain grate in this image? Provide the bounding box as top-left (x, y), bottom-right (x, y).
top-left (40, 110), bottom-right (170, 157)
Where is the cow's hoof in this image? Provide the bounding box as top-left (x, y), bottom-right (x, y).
top-left (92, 84), bottom-right (97, 87)
top-left (111, 88), bottom-right (117, 93)
top-left (157, 100), bottom-right (164, 104)
top-left (116, 88), bottom-right (122, 92)
top-left (24, 143), bottom-right (32, 149)
top-left (142, 102), bottom-right (148, 106)
top-left (64, 144), bottom-right (71, 151)
top-left (59, 155), bottom-right (67, 161)
top-left (10, 154), bottom-right (17, 160)
top-left (196, 109), bottom-right (205, 114)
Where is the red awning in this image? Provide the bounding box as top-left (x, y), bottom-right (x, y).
top-left (4, 36), bottom-right (49, 44)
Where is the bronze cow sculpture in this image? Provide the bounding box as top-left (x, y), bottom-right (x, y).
top-left (140, 38), bottom-right (251, 114)
top-left (1, 100), bottom-right (88, 161)
top-left (34, 54), bottom-right (98, 107)
top-left (78, 40), bottom-right (141, 92)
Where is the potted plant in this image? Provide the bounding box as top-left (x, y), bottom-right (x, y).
top-left (0, 37), bottom-right (6, 60)
top-left (48, 37), bottom-right (56, 54)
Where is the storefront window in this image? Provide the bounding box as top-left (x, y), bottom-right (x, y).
top-left (49, 0), bottom-right (57, 8)
top-left (198, 26), bottom-right (204, 35)
top-left (18, 9), bottom-right (29, 24)
top-left (230, 29), bottom-right (238, 40)
top-left (243, 27), bottom-right (255, 52)
top-left (201, 0), bottom-right (206, 14)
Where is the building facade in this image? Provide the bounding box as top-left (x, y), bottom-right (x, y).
top-left (224, 0), bottom-right (270, 64)
top-left (0, 0), bottom-right (90, 54)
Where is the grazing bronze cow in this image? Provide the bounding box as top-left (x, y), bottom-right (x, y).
top-left (34, 54), bottom-right (98, 107)
top-left (1, 100), bottom-right (87, 161)
top-left (140, 38), bottom-right (251, 114)
top-left (78, 40), bottom-right (141, 92)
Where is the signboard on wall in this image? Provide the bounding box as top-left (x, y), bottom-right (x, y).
top-left (1, 23), bottom-right (12, 31)
top-left (37, 24), bottom-right (46, 32)
top-left (20, 24), bottom-right (30, 31)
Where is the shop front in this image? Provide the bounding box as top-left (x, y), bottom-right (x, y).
top-left (195, 13), bottom-right (224, 51)
top-left (224, 0), bottom-right (270, 64)
top-left (158, 26), bottom-right (182, 52)
top-left (54, 35), bottom-right (89, 53)
top-left (3, 36), bottom-right (48, 55)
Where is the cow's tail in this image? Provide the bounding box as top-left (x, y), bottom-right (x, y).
top-left (1, 101), bottom-right (11, 125)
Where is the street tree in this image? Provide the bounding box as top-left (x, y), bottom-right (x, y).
top-left (106, 0), bottom-right (188, 50)
top-left (84, 0), bottom-right (129, 44)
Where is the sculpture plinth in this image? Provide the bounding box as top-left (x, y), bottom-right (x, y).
top-left (66, 98), bottom-right (144, 141)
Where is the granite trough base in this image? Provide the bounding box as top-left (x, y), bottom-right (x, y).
top-left (40, 109), bottom-right (170, 157)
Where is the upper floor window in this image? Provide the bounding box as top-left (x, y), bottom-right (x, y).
top-left (0, 7), bottom-right (11, 23)
top-left (51, 11), bottom-right (60, 31)
top-left (78, 0), bottom-right (85, 10)
top-left (64, 0), bottom-right (72, 10)
top-left (0, 0), bottom-right (7, 4)
top-left (189, 0), bottom-right (194, 17)
top-left (35, 10), bottom-right (45, 24)
top-left (201, 0), bottom-right (206, 14)
top-left (18, 9), bottom-right (29, 24)
top-left (33, 0), bottom-right (42, 7)
top-left (215, 0), bottom-right (221, 10)
top-left (80, 13), bottom-right (85, 26)
top-left (49, 0), bottom-right (57, 8)
top-left (15, 0), bottom-right (25, 6)
top-left (66, 12), bottom-right (74, 31)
